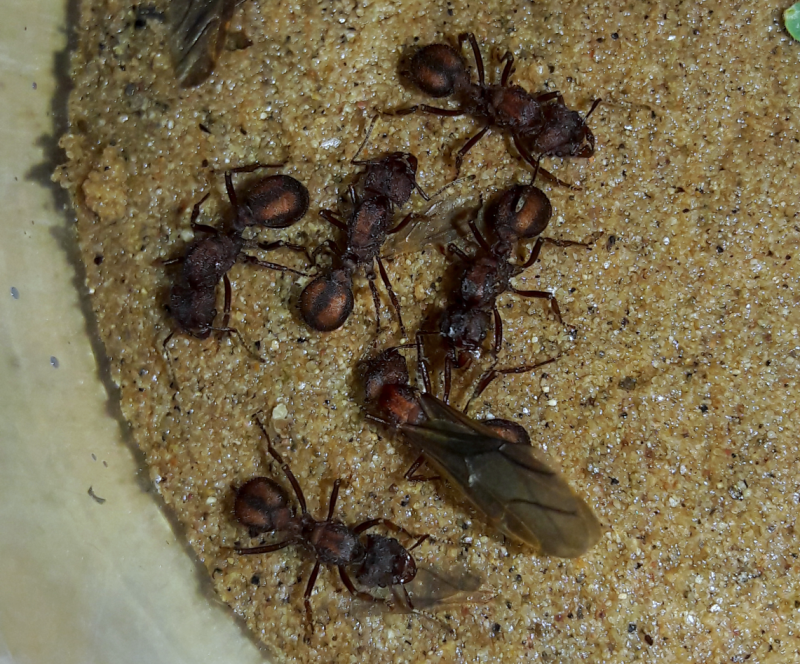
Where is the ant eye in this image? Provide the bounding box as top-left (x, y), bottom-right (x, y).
top-left (409, 44), bottom-right (467, 97)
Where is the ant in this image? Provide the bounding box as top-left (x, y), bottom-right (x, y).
top-left (360, 340), bottom-right (601, 558)
top-left (299, 117), bottom-right (429, 336)
top-left (164, 164), bottom-right (310, 347)
top-left (394, 33), bottom-right (600, 187)
top-left (429, 168), bottom-right (590, 400)
top-left (233, 419), bottom-right (429, 635)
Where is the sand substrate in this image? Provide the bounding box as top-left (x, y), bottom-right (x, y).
top-left (57, 0), bottom-right (799, 661)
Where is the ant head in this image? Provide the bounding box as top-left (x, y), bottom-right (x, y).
top-left (363, 153), bottom-right (419, 208)
top-left (299, 269), bottom-right (354, 332)
top-left (361, 347), bottom-right (410, 403)
top-left (439, 305), bottom-right (490, 351)
top-left (169, 283), bottom-right (217, 338)
top-left (237, 175), bottom-right (310, 230)
top-left (356, 535), bottom-right (417, 588)
top-left (234, 477), bottom-right (296, 533)
top-left (408, 43), bottom-right (468, 98)
top-left (481, 418), bottom-right (532, 446)
top-left (534, 103), bottom-right (596, 159)
top-left (486, 184), bottom-right (552, 243)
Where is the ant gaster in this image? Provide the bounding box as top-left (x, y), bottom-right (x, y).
top-left (164, 164), bottom-right (310, 346)
top-left (233, 419), bottom-right (428, 635)
top-left (299, 118), bottom-right (428, 336)
top-left (396, 33), bottom-right (600, 186)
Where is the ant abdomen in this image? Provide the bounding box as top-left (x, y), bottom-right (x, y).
top-left (239, 174), bottom-right (310, 229)
top-left (234, 477), bottom-right (295, 533)
top-left (299, 269), bottom-right (354, 332)
top-left (487, 184), bottom-right (552, 243)
top-left (408, 43), bottom-right (468, 98)
top-left (480, 418), bottom-right (532, 446)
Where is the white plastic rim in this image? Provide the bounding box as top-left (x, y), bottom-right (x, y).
top-left (0, 2), bottom-right (266, 662)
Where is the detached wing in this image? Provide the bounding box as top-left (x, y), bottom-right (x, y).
top-left (401, 394), bottom-right (601, 557)
top-left (168, 0), bottom-right (239, 87)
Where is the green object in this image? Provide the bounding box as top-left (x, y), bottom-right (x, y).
top-left (786, 3), bottom-right (800, 41)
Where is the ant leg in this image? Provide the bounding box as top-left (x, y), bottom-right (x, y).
top-left (404, 454), bottom-right (441, 482)
top-left (387, 105), bottom-right (465, 118)
top-left (520, 237), bottom-right (587, 269)
top-left (240, 254), bottom-right (309, 277)
top-left (458, 33), bottom-right (485, 86)
top-left (454, 125), bottom-right (491, 175)
top-left (252, 240), bottom-right (312, 263)
top-left (160, 256), bottom-right (185, 266)
top-left (446, 243), bottom-right (470, 261)
top-left (303, 561), bottom-right (321, 636)
top-left (227, 162), bottom-right (286, 174)
top-left (376, 257), bottom-right (406, 338)
top-left (443, 351), bottom-right (453, 405)
top-left (535, 91), bottom-right (563, 104)
top-left (221, 274), bottom-right (233, 330)
top-left (468, 216), bottom-right (492, 253)
top-left (414, 331), bottom-right (433, 394)
top-left (500, 51), bottom-right (515, 86)
top-left (492, 304), bottom-right (503, 356)
top-left (512, 134), bottom-right (581, 190)
top-left (468, 357), bottom-right (557, 406)
top-left (187, 192), bottom-right (211, 229)
top-left (511, 287), bottom-right (563, 324)
top-left (191, 222), bottom-right (219, 235)
top-left (234, 538), bottom-right (301, 555)
top-left (585, 98), bottom-right (602, 120)
top-left (254, 419), bottom-right (310, 515)
top-left (352, 518), bottom-right (422, 542)
top-left (366, 268), bottom-right (383, 334)
top-left (338, 567), bottom-right (382, 604)
top-left (326, 479), bottom-right (341, 521)
top-left (319, 209), bottom-right (348, 231)
top-left (387, 213), bottom-right (415, 236)
top-left (351, 115), bottom-right (380, 165)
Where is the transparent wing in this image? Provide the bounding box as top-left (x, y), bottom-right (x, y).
top-left (168, 0), bottom-right (239, 87)
top-left (398, 566), bottom-right (495, 611)
top-left (383, 187), bottom-right (482, 257)
top-left (400, 394), bottom-right (602, 557)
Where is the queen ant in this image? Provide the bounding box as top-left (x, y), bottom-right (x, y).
top-left (359, 340), bottom-right (601, 558)
top-left (394, 33), bottom-right (600, 187)
top-left (232, 419), bottom-right (428, 636)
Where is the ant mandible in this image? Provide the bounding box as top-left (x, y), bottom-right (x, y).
top-left (233, 419), bottom-right (428, 635)
top-left (395, 33), bottom-right (600, 187)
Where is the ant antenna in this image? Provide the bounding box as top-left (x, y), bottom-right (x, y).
top-left (351, 114), bottom-right (381, 165)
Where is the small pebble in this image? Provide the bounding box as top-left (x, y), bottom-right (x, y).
top-left (50, 356), bottom-right (59, 368)
top-left (10, 287), bottom-right (19, 299)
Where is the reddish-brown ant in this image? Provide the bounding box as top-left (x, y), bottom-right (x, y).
top-left (360, 342), bottom-right (601, 558)
top-left (299, 119), bottom-right (428, 336)
top-left (233, 419), bottom-right (428, 635)
top-left (164, 164), bottom-right (310, 346)
top-left (395, 33), bottom-right (600, 186)
top-left (430, 171), bottom-right (590, 399)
